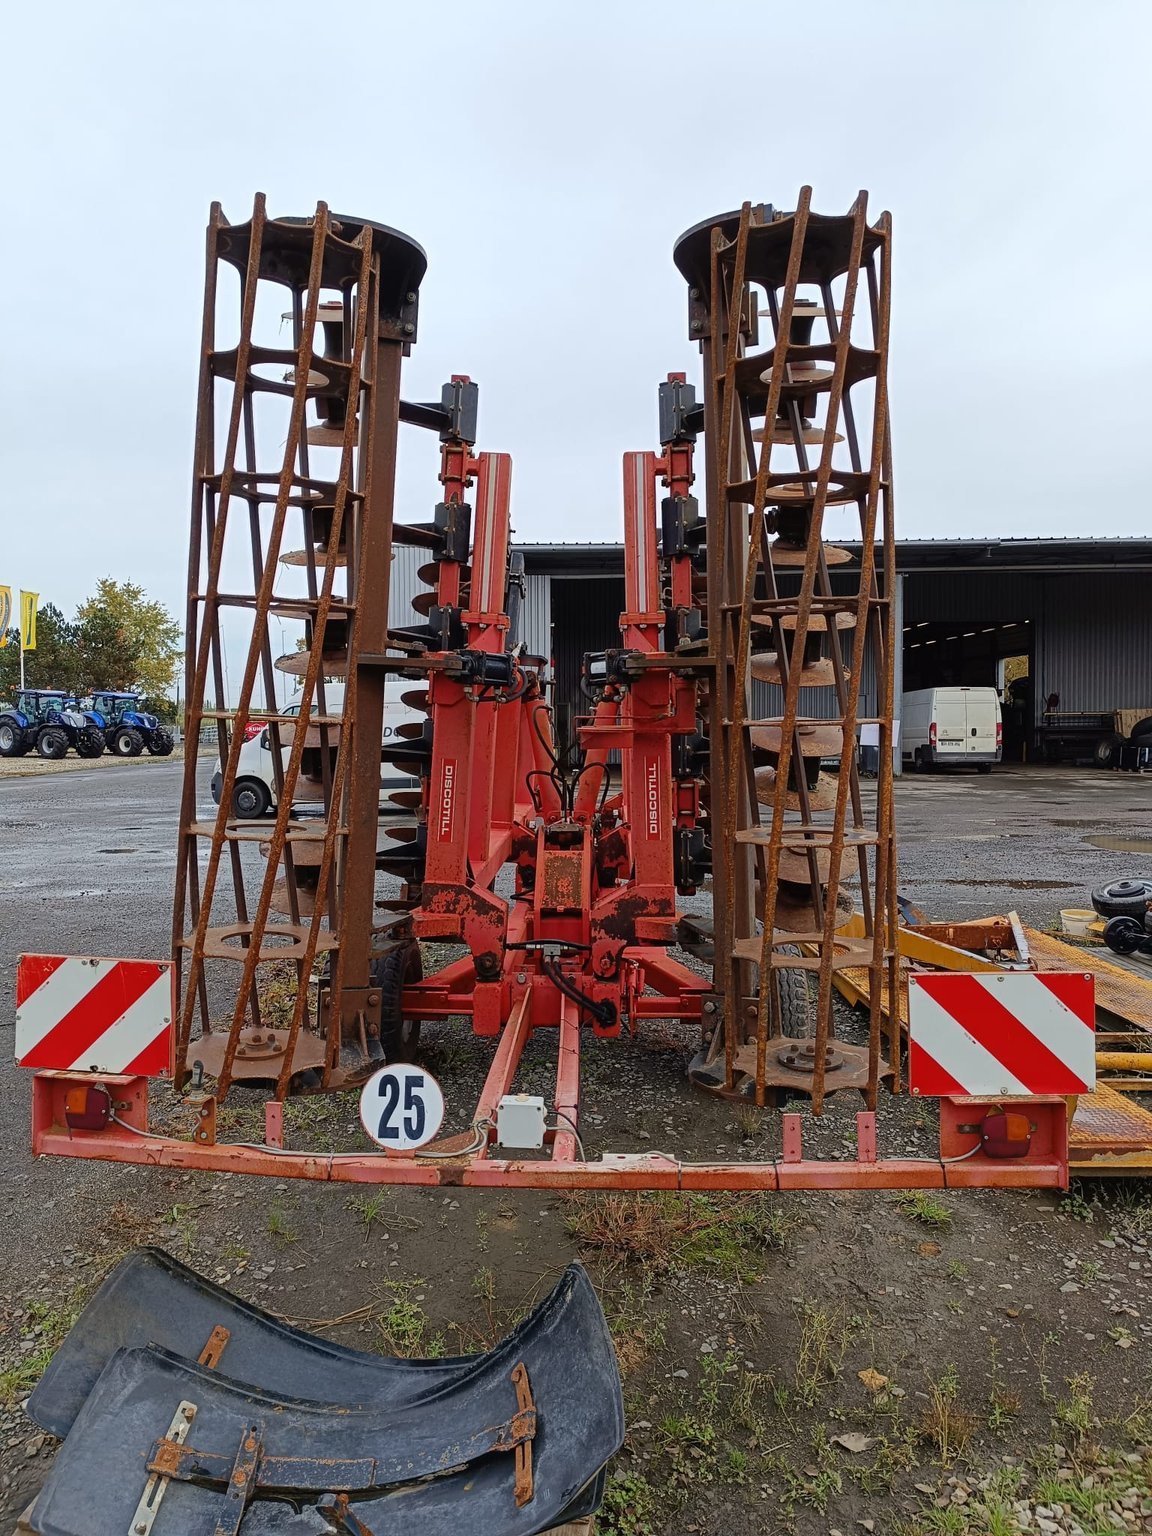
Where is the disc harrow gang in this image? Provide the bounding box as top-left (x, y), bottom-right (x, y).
top-left (673, 192), bottom-right (899, 1113)
top-left (20, 190), bottom-right (1077, 1193)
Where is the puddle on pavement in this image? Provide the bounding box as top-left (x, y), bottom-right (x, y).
top-left (936, 878), bottom-right (1078, 889)
top-left (1086, 835), bottom-right (1152, 854)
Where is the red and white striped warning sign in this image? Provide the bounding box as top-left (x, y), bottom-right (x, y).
top-left (15, 956), bottom-right (174, 1076)
top-left (909, 971), bottom-right (1095, 1096)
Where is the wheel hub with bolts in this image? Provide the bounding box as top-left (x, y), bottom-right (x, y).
top-left (776, 1038), bottom-right (845, 1073)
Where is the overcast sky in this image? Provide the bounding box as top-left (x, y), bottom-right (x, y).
top-left (3, 0), bottom-right (1150, 624)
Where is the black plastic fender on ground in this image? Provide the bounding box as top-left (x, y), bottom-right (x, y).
top-left (32, 1247), bottom-right (508, 1436)
top-left (28, 1260), bottom-right (622, 1536)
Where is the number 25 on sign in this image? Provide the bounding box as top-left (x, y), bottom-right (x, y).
top-left (358, 1065), bottom-right (446, 1152)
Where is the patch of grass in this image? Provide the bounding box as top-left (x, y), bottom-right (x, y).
top-left (597, 1469), bottom-right (659, 1536)
top-left (604, 1278), bottom-right (665, 1377)
top-left (267, 1206), bottom-right (298, 1242)
top-left (945, 1258), bottom-right (968, 1281)
top-left (794, 1300), bottom-right (856, 1408)
top-left (731, 1367), bottom-right (775, 1450)
top-left (0, 1299), bottom-right (85, 1407)
top-left (732, 1103), bottom-right (765, 1139)
top-left (1059, 1184), bottom-right (1094, 1222)
top-left (564, 1191), bottom-right (792, 1280)
top-left (986, 1339), bottom-right (1021, 1433)
top-left (374, 1280), bottom-right (445, 1358)
top-left (770, 1428), bottom-right (843, 1513)
top-left (895, 1190), bottom-right (954, 1230)
top-left (920, 1363), bottom-right (977, 1463)
top-left (1053, 1371), bottom-right (1095, 1448)
top-left (659, 1409), bottom-right (720, 1489)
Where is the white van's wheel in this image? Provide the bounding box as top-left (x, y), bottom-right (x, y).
top-left (232, 778), bottom-right (272, 818)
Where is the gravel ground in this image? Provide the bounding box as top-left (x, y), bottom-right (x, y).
top-left (1, 761), bottom-right (1151, 1533)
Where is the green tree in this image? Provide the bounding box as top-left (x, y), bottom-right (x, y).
top-left (73, 579), bottom-right (183, 698)
top-left (0, 604), bottom-right (80, 699)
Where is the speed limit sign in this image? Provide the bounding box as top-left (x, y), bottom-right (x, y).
top-left (358, 1064), bottom-right (445, 1152)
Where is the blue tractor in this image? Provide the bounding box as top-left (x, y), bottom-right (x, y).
top-left (0, 689), bottom-right (106, 759)
top-left (87, 691), bottom-right (175, 757)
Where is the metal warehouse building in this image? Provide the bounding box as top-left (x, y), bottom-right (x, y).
top-left (388, 537), bottom-right (1152, 771)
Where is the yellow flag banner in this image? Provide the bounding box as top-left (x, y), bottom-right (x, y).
top-left (0, 587), bottom-right (11, 646)
top-left (20, 592), bottom-right (38, 652)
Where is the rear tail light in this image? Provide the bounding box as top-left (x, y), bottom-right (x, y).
top-left (996, 721), bottom-right (1003, 748)
top-left (928, 721), bottom-right (937, 747)
top-left (65, 1083), bottom-right (113, 1132)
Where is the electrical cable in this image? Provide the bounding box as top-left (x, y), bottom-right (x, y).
top-left (111, 1113), bottom-right (496, 1164)
top-left (415, 1117), bottom-right (492, 1159)
top-left (549, 1110), bottom-right (586, 1161)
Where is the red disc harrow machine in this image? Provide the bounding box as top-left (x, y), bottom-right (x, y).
top-left (18, 190), bottom-right (1085, 1190)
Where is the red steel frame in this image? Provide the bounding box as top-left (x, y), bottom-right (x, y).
top-left (19, 194), bottom-right (1074, 1192)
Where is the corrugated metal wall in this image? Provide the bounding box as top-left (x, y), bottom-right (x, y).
top-left (1034, 573), bottom-right (1152, 713)
top-left (390, 549), bottom-right (1152, 729)
top-left (903, 571), bottom-right (1152, 716)
top-left (387, 548), bottom-right (552, 665)
top-left (523, 572), bottom-right (551, 666)
top-left (903, 571), bottom-right (1038, 625)
top-left (388, 543), bottom-right (426, 627)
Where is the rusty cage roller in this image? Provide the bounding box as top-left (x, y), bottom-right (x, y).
top-left (172, 197), bottom-right (427, 1099)
top-left (673, 190), bottom-right (900, 1113)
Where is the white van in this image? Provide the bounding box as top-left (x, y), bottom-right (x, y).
top-left (210, 679), bottom-right (423, 817)
top-left (901, 686), bottom-right (1002, 773)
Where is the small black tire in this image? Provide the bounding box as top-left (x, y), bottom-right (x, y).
top-left (147, 726), bottom-right (175, 756)
top-left (0, 718), bottom-right (27, 757)
top-left (1091, 879), bottom-right (1152, 920)
top-left (1103, 915), bottom-right (1148, 956)
top-left (231, 777), bottom-right (271, 819)
top-left (1129, 717), bottom-right (1152, 743)
top-left (976, 763), bottom-right (993, 774)
top-left (75, 727), bottom-right (105, 759)
top-left (1094, 734), bottom-right (1123, 768)
top-left (371, 941), bottom-right (422, 1062)
top-left (37, 727), bottom-right (69, 760)
top-left (774, 944), bottom-right (813, 1039)
top-left (112, 727), bottom-right (145, 758)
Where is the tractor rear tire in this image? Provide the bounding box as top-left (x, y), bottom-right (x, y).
top-left (370, 942), bottom-right (423, 1063)
top-left (37, 727), bottom-right (69, 760)
top-left (1091, 879), bottom-right (1152, 920)
top-left (147, 727), bottom-right (175, 756)
top-left (0, 719), bottom-right (27, 757)
top-left (75, 727), bottom-right (105, 759)
top-left (112, 727), bottom-right (145, 758)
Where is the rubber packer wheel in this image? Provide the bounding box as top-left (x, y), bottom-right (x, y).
top-left (1091, 879), bottom-right (1152, 920)
top-left (370, 942), bottom-right (423, 1062)
top-left (775, 943), bottom-right (814, 1039)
